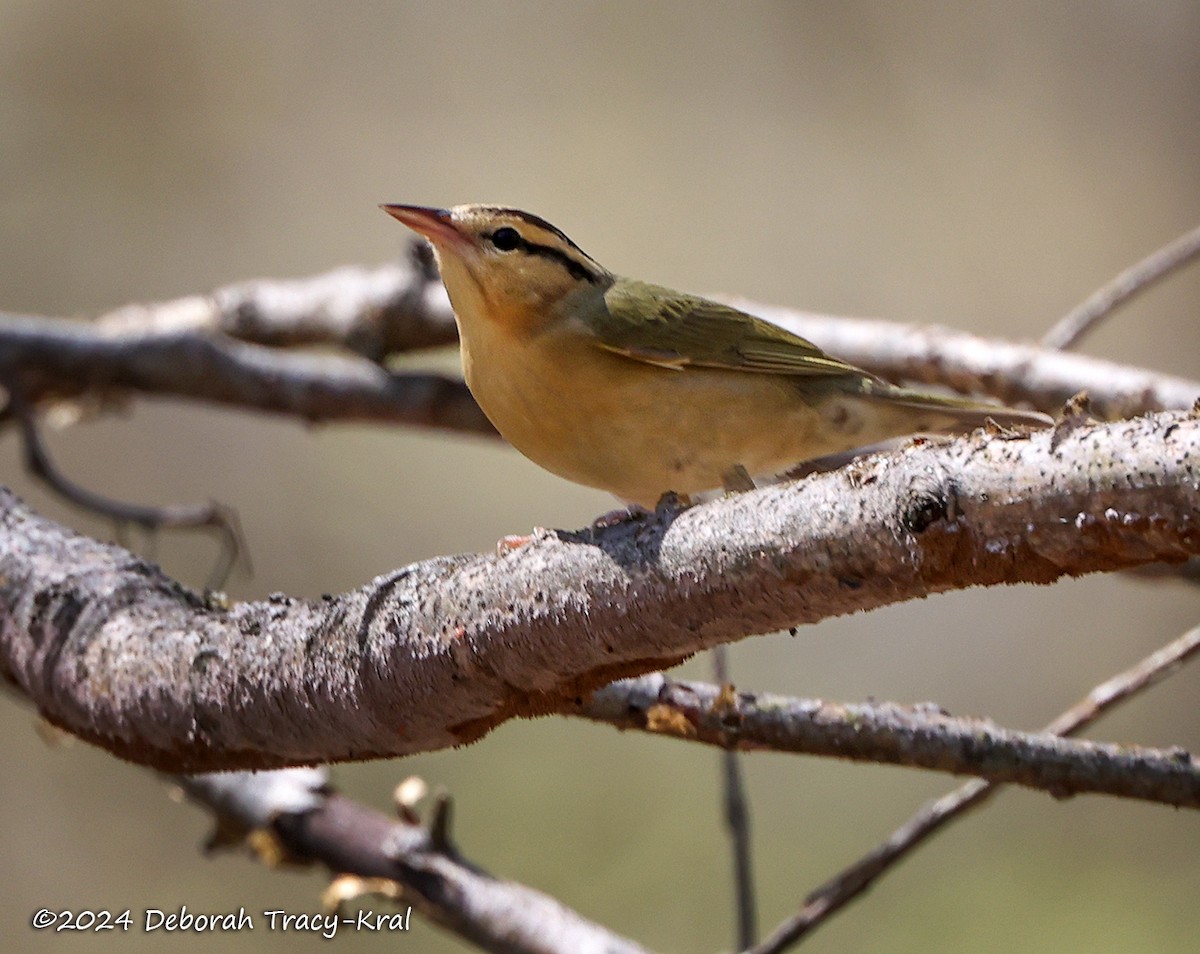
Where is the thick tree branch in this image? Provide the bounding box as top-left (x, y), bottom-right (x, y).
top-left (167, 627), bottom-right (1200, 954)
top-left (106, 250), bottom-right (458, 357)
top-left (181, 770), bottom-right (651, 954)
top-left (2, 261), bottom-right (1197, 439)
top-left (577, 676), bottom-right (1200, 808)
top-left (0, 310), bottom-right (492, 435)
top-left (1, 412), bottom-right (1198, 772)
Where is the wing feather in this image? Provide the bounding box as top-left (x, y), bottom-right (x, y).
top-left (593, 280), bottom-right (858, 377)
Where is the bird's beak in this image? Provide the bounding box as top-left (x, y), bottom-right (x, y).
top-left (380, 204), bottom-right (467, 248)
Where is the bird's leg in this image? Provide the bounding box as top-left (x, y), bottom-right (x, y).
top-left (721, 464), bottom-right (757, 495)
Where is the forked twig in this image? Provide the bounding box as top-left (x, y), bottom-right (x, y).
top-left (748, 623), bottom-right (1200, 954)
top-left (179, 770), bottom-right (652, 954)
top-left (1042, 223), bottom-right (1200, 351)
top-left (6, 387), bottom-right (247, 588)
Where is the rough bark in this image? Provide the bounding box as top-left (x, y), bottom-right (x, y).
top-left (2, 411), bottom-right (1197, 772)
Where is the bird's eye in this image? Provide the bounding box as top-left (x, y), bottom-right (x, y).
top-left (490, 227), bottom-right (521, 251)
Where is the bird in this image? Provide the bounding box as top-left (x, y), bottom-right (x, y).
top-left (382, 203), bottom-right (1051, 509)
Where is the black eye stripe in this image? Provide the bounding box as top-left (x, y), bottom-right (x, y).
top-left (477, 207), bottom-right (588, 256)
top-left (482, 229), bottom-right (599, 284)
top-left (522, 242), bottom-right (598, 283)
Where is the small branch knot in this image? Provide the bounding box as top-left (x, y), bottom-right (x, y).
top-left (901, 482), bottom-right (953, 533)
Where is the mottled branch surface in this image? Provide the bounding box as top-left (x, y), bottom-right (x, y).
top-left (2, 412), bottom-right (1198, 772)
top-left (2, 260), bottom-right (1197, 440)
top-left (579, 676), bottom-right (1200, 808)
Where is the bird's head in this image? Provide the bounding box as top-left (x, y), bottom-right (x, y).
top-left (382, 204), bottom-right (612, 336)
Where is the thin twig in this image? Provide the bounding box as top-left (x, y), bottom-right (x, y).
top-left (1041, 222), bottom-right (1200, 351)
top-left (748, 623), bottom-right (1200, 954)
top-left (7, 387), bottom-right (247, 588)
top-left (578, 678), bottom-right (1200, 808)
top-left (1043, 624), bottom-right (1200, 734)
top-left (713, 646), bottom-right (757, 950)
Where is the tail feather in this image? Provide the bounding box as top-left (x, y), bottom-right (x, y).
top-left (868, 381), bottom-right (1053, 432)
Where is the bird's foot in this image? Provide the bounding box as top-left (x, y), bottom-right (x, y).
top-left (495, 527), bottom-right (548, 555)
top-left (654, 491), bottom-right (692, 511)
top-left (590, 505), bottom-right (650, 529)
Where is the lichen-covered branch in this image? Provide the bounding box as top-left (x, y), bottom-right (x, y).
top-left (1, 412), bottom-right (1197, 773)
top-left (578, 676), bottom-right (1200, 808)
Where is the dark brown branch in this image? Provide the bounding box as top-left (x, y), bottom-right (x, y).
top-left (747, 622), bottom-right (1200, 954)
top-left (578, 675), bottom-right (1200, 808)
top-left (1, 411), bottom-right (1198, 773)
top-left (1041, 223), bottom-right (1200, 351)
top-left (181, 770), bottom-right (652, 954)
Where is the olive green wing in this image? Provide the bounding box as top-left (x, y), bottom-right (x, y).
top-left (592, 279), bottom-right (858, 377)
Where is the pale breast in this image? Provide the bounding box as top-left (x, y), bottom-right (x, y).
top-left (459, 317), bottom-right (845, 506)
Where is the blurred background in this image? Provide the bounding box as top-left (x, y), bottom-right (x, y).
top-left (2, 2), bottom-right (1199, 952)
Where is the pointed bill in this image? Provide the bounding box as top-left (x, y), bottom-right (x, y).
top-left (380, 204), bottom-right (467, 249)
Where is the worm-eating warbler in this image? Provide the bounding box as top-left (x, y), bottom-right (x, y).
top-left (383, 204), bottom-right (1051, 508)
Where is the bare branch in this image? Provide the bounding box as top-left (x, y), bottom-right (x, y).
top-left (7, 387), bottom-right (245, 587)
top-left (1, 412), bottom-right (1198, 772)
top-left (181, 770), bottom-right (652, 954)
top-left (102, 249), bottom-right (457, 358)
top-left (1044, 623), bottom-right (1200, 734)
top-left (578, 675), bottom-right (1200, 808)
top-left (747, 623), bottom-right (1200, 954)
top-left (0, 311), bottom-right (493, 436)
top-left (168, 627), bottom-right (1200, 954)
top-left (2, 261), bottom-right (1197, 441)
top-left (1041, 223), bottom-right (1200, 351)
top-left (726, 300), bottom-right (1200, 421)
